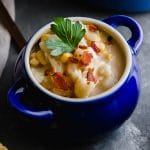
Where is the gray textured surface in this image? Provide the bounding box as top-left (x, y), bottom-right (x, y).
top-left (0, 0), bottom-right (150, 149)
top-left (0, 0), bottom-right (15, 76)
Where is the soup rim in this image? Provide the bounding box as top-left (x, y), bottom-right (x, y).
top-left (25, 17), bottom-right (132, 102)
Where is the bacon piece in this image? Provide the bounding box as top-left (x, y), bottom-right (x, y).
top-left (44, 69), bottom-right (50, 76)
top-left (87, 71), bottom-right (95, 82)
top-left (80, 52), bottom-right (93, 66)
top-left (91, 41), bottom-right (100, 53)
top-left (79, 45), bottom-right (87, 49)
top-left (51, 72), bottom-right (72, 90)
top-left (88, 24), bottom-right (98, 32)
top-left (69, 57), bottom-right (79, 63)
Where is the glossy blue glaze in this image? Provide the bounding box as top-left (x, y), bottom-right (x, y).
top-left (102, 15), bottom-right (143, 55)
top-left (8, 15), bottom-right (143, 135)
top-left (85, 0), bottom-right (150, 12)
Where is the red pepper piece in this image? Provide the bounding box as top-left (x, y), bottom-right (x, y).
top-left (91, 41), bottom-right (100, 53)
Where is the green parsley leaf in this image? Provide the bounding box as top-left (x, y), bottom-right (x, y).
top-left (45, 38), bottom-right (73, 56)
top-left (45, 17), bottom-right (86, 56)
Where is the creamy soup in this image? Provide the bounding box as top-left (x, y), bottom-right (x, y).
top-left (29, 19), bottom-right (125, 98)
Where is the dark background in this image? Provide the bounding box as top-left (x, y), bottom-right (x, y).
top-left (0, 0), bottom-right (150, 149)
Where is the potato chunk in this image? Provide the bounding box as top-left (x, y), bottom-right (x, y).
top-left (52, 88), bottom-right (73, 97)
top-left (30, 57), bottom-right (40, 67)
top-left (85, 29), bottom-right (101, 42)
top-left (0, 143), bottom-right (8, 150)
top-left (98, 63), bottom-right (111, 78)
top-left (74, 78), bottom-right (95, 98)
top-left (67, 64), bottom-right (82, 81)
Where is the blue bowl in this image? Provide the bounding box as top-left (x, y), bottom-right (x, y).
top-left (8, 15), bottom-right (143, 137)
top-left (86, 0), bottom-right (150, 12)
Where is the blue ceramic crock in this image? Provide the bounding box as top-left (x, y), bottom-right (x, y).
top-left (8, 15), bottom-right (143, 136)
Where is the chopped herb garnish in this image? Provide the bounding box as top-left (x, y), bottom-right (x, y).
top-left (45, 17), bottom-right (86, 56)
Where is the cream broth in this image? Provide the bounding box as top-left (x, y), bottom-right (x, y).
top-left (90, 41), bottom-right (125, 97)
top-left (29, 21), bottom-right (125, 98)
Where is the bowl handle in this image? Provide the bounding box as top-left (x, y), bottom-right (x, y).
top-left (102, 15), bottom-right (143, 55)
top-left (8, 77), bottom-right (54, 120)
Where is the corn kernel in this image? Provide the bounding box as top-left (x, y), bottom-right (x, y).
top-left (41, 33), bottom-right (51, 41)
top-left (105, 53), bottom-right (112, 60)
top-left (36, 50), bottom-right (47, 65)
top-left (30, 57), bottom-right (40, 67)
top-left (60, 52), bottom-right (73, 63)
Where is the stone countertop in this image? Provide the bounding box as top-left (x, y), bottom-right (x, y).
top-left (0, 0), bottom-right (150, 149)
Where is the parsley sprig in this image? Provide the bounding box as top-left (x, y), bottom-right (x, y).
top-left (45, 17), bottom-right (86, 56)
